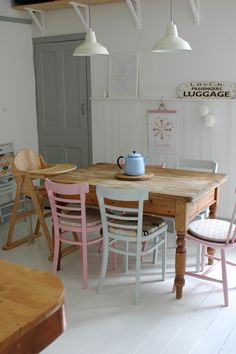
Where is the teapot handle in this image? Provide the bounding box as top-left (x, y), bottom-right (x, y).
top-left (117, 156), bottom-right (124, 169)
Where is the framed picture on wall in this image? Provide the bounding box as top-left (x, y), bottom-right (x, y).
top-left (147, 108), bottom-right (178, 154)
top-left (109, 54), bottom-right (138, 98)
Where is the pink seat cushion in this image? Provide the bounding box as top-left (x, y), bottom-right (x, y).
top-left (189, 219), bottom-right (232, 243)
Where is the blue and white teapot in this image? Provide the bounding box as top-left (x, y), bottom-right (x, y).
top-left (117, 151), bottom-right (148, 176)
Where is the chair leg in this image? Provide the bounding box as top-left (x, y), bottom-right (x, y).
top-left (98, 228), bottom-right (103, 253)
top-left (4, 181), bottom-right (23, 249)
top-left (201, 245), bottom-right (206, 272)
top-left (161, 235), bottom-right (166, 281)
top-left (25, 178), bottom-right (53, 257)
top-left (57, 241), bottom-right (62, 271)
top-left (152, 237), bottom-right (158, 264)
top-left (24, 199), bottom-right (34, 245)
top-left (141, 241), bottom-right (147, 262)
top-left (195, 244), bottom-right (201, 272)
top-left (77, 233), bottom-right (83, 263)
top-left (98, 238), bottom-right (109, 294)
top-left (81, 231), bottom-right (88, 289)
top-left (110, 241), bottom-right (116, 271)
top-left (98, 240), bottom-right (103, 253)
top-left (52, 230), bottom-right (60, 275)
top-left (221, 249), bottom-right (229, 306)
top-left (124, 241), bottom-right (129, 273)
top-left (135, 242), bottom-right (142, 305)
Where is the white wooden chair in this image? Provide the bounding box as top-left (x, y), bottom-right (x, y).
top-left (96, 185), bottom-right (168, 305)
top-left (142, 162), bottom-right (165, 260)
top-left (177, 158), bottom-right (218, 272)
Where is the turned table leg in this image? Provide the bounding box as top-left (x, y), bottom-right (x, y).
top-left (174, 231), bottom-right (186, 299)
top-left (207, 201), bottom-right (217, 265)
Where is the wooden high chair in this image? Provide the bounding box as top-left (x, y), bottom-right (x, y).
top-left (3, 149), bottom-right (77, 257)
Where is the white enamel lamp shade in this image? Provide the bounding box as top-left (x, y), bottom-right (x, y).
top-left (152, 22), bottom-right (192, 52)
top-left (73, 29), bottom-right (109, 56)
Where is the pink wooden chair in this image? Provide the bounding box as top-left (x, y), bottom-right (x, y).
top-left (45, 178), bottom-right (103, 289)
top-left (177, 158), bottom-right (219, 272)
top-left (183, 194), bottom-right (236, 306)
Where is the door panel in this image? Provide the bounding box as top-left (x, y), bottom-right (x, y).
top-left (34, 35), bottom-right (91, 167)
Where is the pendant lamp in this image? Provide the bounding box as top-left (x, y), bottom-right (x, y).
top-left (73, 0), bottom-right (109, 56)
top-left (152, 0), bottom-right (192, 53)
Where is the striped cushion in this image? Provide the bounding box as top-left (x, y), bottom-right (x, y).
top-left (189, 219), bottom-right (233, 243)
top-left (60, 207), bottom-right (101, 227)
top-left (109, 215), bottom-right (166, 237)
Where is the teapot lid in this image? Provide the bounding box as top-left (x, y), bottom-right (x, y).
top-left (127, 151), bottom-right (142, 158)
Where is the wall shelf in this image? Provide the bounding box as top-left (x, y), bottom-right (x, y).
top-left (13, 0), bottom-right (122, 11)
top-left (90, 97), bottom-right (236, 102)
top-left (14, 0), bottom-right (140, 31)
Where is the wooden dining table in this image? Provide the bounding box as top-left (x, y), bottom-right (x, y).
top-left (51, 162), bottom-right (227, 300)
top-left (0, 259), bottom-right (65, 354)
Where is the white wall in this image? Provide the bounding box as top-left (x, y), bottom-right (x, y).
top-left (0, 1), bottom-right (38, 153)
top-left (3, 0), bottom-right (236, 218)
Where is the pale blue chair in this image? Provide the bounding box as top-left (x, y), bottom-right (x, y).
top-left (96, 185), bottom-right (168, 305)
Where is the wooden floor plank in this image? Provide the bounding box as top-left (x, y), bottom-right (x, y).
top-left (1, 220), bottom-right (236, 354)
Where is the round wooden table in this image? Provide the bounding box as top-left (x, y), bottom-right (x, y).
top-left (0, 260), bottom-right (65, 354)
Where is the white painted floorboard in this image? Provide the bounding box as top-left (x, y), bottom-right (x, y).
top-left (1, 220), bottom-right (236, 354)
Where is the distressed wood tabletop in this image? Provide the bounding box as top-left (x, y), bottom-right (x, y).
top-left (0, 260), bottom-right (65, 354)
top-left (51, 163), bottom-right (227, 203)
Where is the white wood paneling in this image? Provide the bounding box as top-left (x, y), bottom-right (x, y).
top-left (92, 98), bottom-right (235, 219)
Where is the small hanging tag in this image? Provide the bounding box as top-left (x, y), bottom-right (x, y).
top-left (147, 98), bottom-right (176, 114)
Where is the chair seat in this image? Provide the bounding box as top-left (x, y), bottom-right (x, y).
top-left (109, 215), bottom-right (166, 237)
top-left (189, 219), bottom-right (233, 243)
top-left (185, 191), bottom-right (236, 307)
top-left (60, 207), bottom-right (101, 227)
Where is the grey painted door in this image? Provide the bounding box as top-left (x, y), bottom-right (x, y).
top-left (34, 34), bottom-right (92, 167)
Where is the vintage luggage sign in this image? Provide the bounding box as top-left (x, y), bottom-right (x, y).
top-left (177, 81), bottom-right (236, 99)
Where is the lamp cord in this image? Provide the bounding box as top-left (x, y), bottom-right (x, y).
top-left (89, 0), bottom-right (91, 29)
top-left (170, 0), bottom-right (173, 23)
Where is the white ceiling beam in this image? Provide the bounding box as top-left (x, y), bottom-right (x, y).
top-left (24, 7), bottom-right (44, 34)
top-left (189, 0), bottom-right (199, 25)
top-left (70, 2), bottom-right (89, 31)
top-left (126, 0), bottom-right (140, 29)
